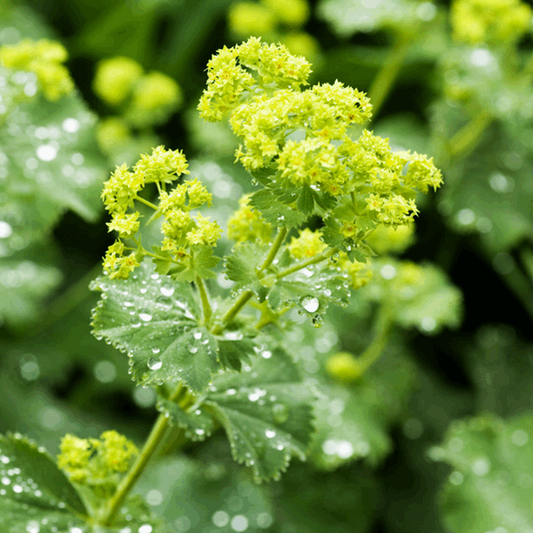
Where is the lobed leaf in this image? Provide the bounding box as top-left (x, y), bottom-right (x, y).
top-left (159, 346), bottom-right (316, 482)
top-left (0, 433), bottom-right (88, 533)
top-left (433, 413), bottom-right (533, 533)
top-left (91, 260), bottom-right (258, 392)
top-left (310, 346), bottom-right (416, 469)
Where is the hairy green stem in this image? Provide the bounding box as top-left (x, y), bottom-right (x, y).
top-left (195, 276), bottom-right (213, 326)
top-left (368, 35), bottom-right (411, 120)
top-left (259, 227), bottom-right (288, 275)
top-left (269, 247), bottom-right (338, 282)
top-left (355, 305), bottom-right (393, 375)
top-left (134, 195), bottom-right (159, 211)
top-left (99, 384), bottom-right (182, 526)
top-left (448, 109), bottom-right (493, 161)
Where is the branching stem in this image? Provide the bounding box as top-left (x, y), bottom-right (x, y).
top-left (211, 227), bottom-right (288, 335)
top-left (368, 34), bottom-right (411, 120)
top-left (355, 305), bottom-right (393, 375)
top-left (448, 109), bottom-right (493, 161)
top-left (134, 195), bottom-right (159, 211)
top-left (195, 276), bottom-right (213, 326)
top-left (99, 383), bottom-right (183, 526)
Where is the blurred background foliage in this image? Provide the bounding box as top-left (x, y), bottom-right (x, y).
top-left (1, 0), bottom-right (533, 531)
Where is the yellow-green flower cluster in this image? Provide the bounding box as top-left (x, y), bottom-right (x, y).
top-left (57, 431), bottom-right (138, 498)
top-left (198, 37), bottom-right (312, 122)
top-left (451, 0), bottom-right (532, 45)
top-left (94, 56), bottom-right (182, 127)
top-left (288, 228), bottom-right (326, 259)
top-left (227, 193), bottom-right (273, 243)
top-left (366, 223), bottom-right (415, 255)
top-left (200, 39), bottom-right (442, 256)
top-left (159, 178), bottom-right (222, 253)
top-left (338, 254), bottom-right (373, 289)
top-left (101, 146), bottom-right (190, 279)
top-left (0, 39), bottom-right (74, 101)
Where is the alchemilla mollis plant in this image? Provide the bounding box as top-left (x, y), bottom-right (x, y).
top-left (0, 34), bottom-right (450, 532)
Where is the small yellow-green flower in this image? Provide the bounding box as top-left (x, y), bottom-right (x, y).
top-left (57, 430), bottom-right (138, 498)
top-left (288, 228), bottom-right (327, 259)
top-left (227, 194), bottom-right (273, 244)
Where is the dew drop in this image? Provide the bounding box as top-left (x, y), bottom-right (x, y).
top-left (160, 285), bottom-right (174, 297)
top-left (261, 350), bottom-right (272, 359)
top-left (265, 430), bottom-right (276, 439)
top-left (226, 388), bottom-right (237, 395)
top-left (147, 358), bottom-right (162, 371)
top-left (151, 347), bottom-right (161, 355)
top-left (188, 346), bottom-right (198, 354)
top-left (193, 331), bottom-right (202, 340)
top-left (312, 315), bottom-right (324, 328)
top-left (300, 296), bottom-right (319, 313)
top-left (139, 310), bottom-right (152, 322)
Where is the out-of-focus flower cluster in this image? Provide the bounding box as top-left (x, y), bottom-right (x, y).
top-left (0, 39), bottom-right (74, 101)
top-left (451, 0), bottom-right (532, 45)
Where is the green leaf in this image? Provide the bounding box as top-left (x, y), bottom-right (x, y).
top-left (217, 335), bottom-right (255, 372)
top-left (318, 0), bottom-right (418, 37)
top-left (275, 461), bottom-right (380, 533)
top-left (0, 256), bottom-right (62, 326)
top-left (173, 245), bottom-right (220, 282)
top-left (433, 413), bottom-right (533, 533)
top-left (310, 346), bottom-right (416, 469)
top-left (0, 433), bottom-right (88, 532)
top-left (91, 260), bottom-right (221, 393)
top-left (156, 397), bottom-right (215, 442)
top-left (224, 242), bottom-right (266, 294)
top-left (364, 260), bottom-right (463, 335)
top-left (297, 185), bottom-right (315, 215)
top-left (203, 346), bottom-right (316, 482)
top-left (0, 81), bottom-right (107, 225)
top-left (250, 189), bottom-right (307, 228)
top-left (151, 245), bottom-right (173, 276)
top-left (267, 267), bottom-right (351, 316)
top-left (135, 453), bottom-right (274, 532)
top-left (110, 493), bottom-right (175, 533)
top-left (465, 325), bottom-right (533, 417)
